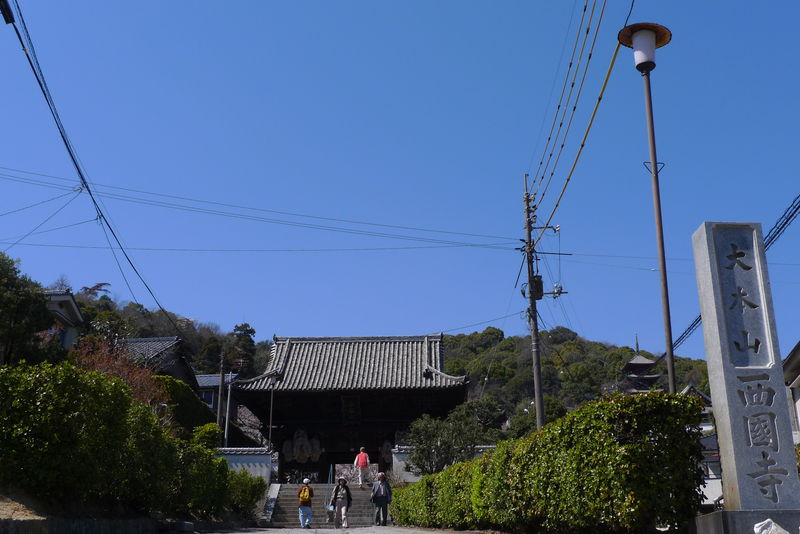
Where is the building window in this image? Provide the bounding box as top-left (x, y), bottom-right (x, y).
top-left (200, 389), bottom-right (215, 408)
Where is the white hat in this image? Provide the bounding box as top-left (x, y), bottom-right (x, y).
top-left (303, 478), bottom-right (310, 484)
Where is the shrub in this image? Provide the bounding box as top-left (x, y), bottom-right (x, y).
top-left (172, 429), bottom-right (230, 519)
top-left (116, 403), bottom-right (179, 513)
top-left (393, 393), bottom-right (704, 533)
top-left (0, 362), bottom-right (130, 504)
top-left (0, 362), bottom-right (248, 520)
top-left (227, 468), bottom-right (268, 518)
top-left (391, 475), bottom-right (435, 527)
top-left (432, 460), bottom-right (478, 529)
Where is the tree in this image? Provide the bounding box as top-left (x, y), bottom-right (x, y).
top-left (228, 323), bottom-right (257, 379)
top-left (0, 253), bottom-right (55, 365)
top-left (404, 405), bottom-right (486, 476)
top-left (506, 395), bottom-right (567, 438)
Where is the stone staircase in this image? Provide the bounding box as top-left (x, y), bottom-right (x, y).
top-left (269, 483), bottom-right (381, 529)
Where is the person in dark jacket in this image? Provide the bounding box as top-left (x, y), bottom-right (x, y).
top-left (329, 477), bottom-right (352, 528)
top-left (370, 472), bottom-right (392, 526)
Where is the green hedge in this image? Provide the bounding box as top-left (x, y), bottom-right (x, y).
top-left (392, 393), bottom-right (703, 533)
top-left (0, 362), bottom-right (265, 519)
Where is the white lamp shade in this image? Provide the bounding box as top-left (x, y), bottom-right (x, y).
top-left (632, 29), bottom-right (657, 71)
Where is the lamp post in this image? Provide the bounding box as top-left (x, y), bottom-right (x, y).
top-left (618, 23), bottom-right (677, 394)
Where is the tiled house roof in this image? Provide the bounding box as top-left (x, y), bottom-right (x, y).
top-left (122, 336), bottom-right (181, 366)
top-left (236, 335), bottom-right (466, 393)
top-left (197, 373), bottom-right (239, 388)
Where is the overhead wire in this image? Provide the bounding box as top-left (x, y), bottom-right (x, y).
top-left (0, 171), bottom-right (519, 250)
top-left (0, 165), bottom-right (518, 242)
top-left (527, 0), bottom-right (580, 173)
top-left (0, 216), bottom-right (97, 241)
top-left (530, 0), bottom-right (590, 194)
top-left (534, 40), bottom-right (621, 246)
top-left (0, 190), bottom-right (75, 217)
top-left (0, 241), bottom-right (516, 253)
top-left (7, 1), bottom-right (179, 332)
top-left (536, 0), bottom-right (607, 207)
top-left (4, 191), bottom-right (81, 252)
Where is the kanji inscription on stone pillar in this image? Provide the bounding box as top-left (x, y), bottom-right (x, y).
top-left (693, 222), bottom-right (800, 510)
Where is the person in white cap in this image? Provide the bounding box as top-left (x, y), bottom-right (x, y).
top-left (297, 478), bottom-right (314, 528)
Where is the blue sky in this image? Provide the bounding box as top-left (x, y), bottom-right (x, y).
top-left (0, 1), bottom-right (798, 361)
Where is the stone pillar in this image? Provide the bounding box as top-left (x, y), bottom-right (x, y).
top-left (692, 222), bottom-right (800, 532)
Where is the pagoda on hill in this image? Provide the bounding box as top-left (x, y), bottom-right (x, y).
top-left (621, 337), bottom-right (662, 394)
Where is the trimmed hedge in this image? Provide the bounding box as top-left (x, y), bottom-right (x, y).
top-left (392, 393), bottom-right (704, 533)
top-left (0, 362), bottom-right (266, 519)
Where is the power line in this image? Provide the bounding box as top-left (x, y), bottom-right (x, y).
top-left (530, 0), bottom-right (590, 193)
top-left (0, 190), bottom-right (76, 217)
top-left (0, 165), bottom-right (518, 242)
top-left (4, 2), bottom-right (179, 333)
top-left (0, 241), bottom-right (517, 254)
top-left (4, 191), bottom-right (81, 252)
top-left (438, 310), bottom-right (525, 335)
top-left (527, 0), bottom-right (581, 172)
top-left (0, 170), bottom-right (519, 249)
top-left (0, 216), bottom-right (97, 241)
top-left (534, 41), bottom-right (621, 246)
top-left (536, 0), bottom-right (608, 207)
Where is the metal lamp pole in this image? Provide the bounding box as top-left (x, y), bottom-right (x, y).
top-left (618, 23), bottom-right (677, 394)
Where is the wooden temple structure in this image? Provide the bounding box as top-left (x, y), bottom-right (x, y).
top-left (233, 335), bottom-right (467, 480)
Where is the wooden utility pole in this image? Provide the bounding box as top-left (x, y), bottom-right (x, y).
top-left (216, 353), bottom-right (225, 427)
top-left (523, 175), bottom-right (545, 430)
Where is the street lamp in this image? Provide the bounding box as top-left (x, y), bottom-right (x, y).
top-left (618, 23), bottom-right (677, 394)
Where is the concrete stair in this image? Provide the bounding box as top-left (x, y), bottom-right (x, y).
top-left (269, 483), bottom-right (382, 529)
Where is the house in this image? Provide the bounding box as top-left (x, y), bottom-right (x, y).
top-left (233, 334), bottom-right (468, 480)
top-left (197, 372), bottom-right (239, 419)
top-left (781, 340), bottom-right (800, 444)
top-left (43, 289), bottom-right (84, 349)
top-left (121, 336), bottom-right (199, 391)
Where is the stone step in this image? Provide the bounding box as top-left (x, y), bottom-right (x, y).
top-left (270, 483), bottom-right (387, 528)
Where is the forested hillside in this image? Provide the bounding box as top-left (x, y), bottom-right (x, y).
top-left (59, 281), bottom-right (272, 379)
top-left (443, 326), bottom-right (709, 430)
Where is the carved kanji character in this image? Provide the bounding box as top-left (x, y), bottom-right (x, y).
top-left (734, 330), bottom-right (761, 353)
top-left (725, 243), bottom-right (753, 271)
top-left (737, 383), bottom-right (775, 408)
top-left (743, 412), bottom-right (778, 450)
top-left (748, 451), bottom-right (789, 503)
top-left (729, 286), bottom-right (759, 313)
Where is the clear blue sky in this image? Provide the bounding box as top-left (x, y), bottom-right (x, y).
top-left (0, 1), bottom-right (798, 361)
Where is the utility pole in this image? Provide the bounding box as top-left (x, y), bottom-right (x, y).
top-left (523, 175), bottom-right (567, 430)
top-left (523, 176), bottom-right (545, 430)
top-left (216, 353), bottom-right (225, 427)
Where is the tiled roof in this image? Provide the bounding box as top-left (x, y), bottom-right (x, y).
top-left (217, 447), bottom-right (271, 455)
top-left (236, 335), bottom-right (467, 393)
top-left (197, 373), bottom-right (239, 388)
top-left (122, 336), bottom-right (180, 365)
top-left (44, 289), bottom-right (72, 296)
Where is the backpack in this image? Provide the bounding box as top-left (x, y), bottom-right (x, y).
top-left (299, 486), bottom-right (310, 502)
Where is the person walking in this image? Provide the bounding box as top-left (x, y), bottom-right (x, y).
top-left (329, 477), bottom-right (352, 528)
top-left (370, 472), bottom-right (392, 526)
top-left (354, 446), bottom-right (370, 488)
top-left (297, 477), bottom-right (314, 529)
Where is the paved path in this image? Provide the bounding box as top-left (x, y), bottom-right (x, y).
top-left (204, 527), bottom-right (495, 534)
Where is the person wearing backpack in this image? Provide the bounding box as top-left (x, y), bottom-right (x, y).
top-left (297, 478), bottom-right (314, 529)
top-left (353, 446), bottom-right (370, 488)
